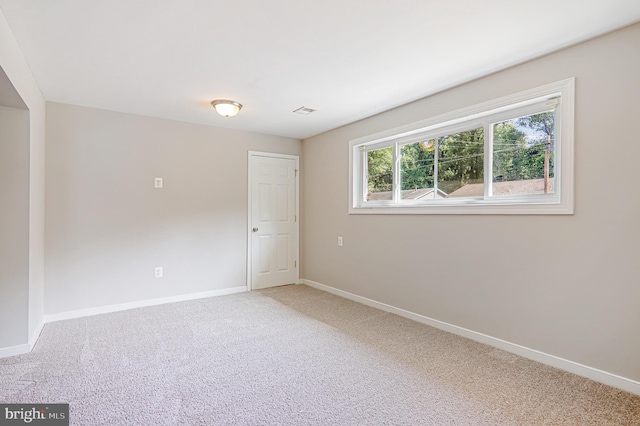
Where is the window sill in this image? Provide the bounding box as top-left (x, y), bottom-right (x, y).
top-left (349, 199), bottom-right (573, 215)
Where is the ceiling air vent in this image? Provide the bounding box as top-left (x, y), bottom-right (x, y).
top-left (293, 106), bottom-right (316, 115)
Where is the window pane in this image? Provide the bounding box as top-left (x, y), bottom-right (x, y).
top-left (492, 110), bottom-right (555, 196)
top-left (366, 146), bottom-right (393, 201)
top-left (400, 141), bottom-right (436, 200)
top-left (438, 128), bottom-right (485, 198)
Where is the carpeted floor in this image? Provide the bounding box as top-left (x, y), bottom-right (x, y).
top-left (0, 284), bottom-right (638, 425)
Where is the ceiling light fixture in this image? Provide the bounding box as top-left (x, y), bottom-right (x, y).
top-left (211, 99), bottom-right (243, 117)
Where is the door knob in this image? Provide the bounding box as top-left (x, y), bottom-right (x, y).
top-left (252, 227), bottom-right (259, 232)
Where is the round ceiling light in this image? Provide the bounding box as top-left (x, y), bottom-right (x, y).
top-left (211, 99), bottom-right (243, 117)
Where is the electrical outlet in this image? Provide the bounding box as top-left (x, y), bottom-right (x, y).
top-left (338, 236), bottom-right (343, 247)
top-left (154, 266), bottom-right (163, 278)
top-left (154, 177), bottom-right (163, 189)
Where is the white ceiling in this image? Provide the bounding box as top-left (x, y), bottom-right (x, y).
top-left (1, 1), bottom-right (639, 139)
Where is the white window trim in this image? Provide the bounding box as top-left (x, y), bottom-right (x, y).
top-left (349, 78), bottom-right (575, 215)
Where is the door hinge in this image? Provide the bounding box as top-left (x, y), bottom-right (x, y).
top-left (294, 260), bottom-right (297, 268)
top-left (295, 169), bottom-right (298, 177)
top-left (294, 215), bottom-right (297, 222)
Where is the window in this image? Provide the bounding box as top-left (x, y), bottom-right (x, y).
top-left (350, 79), bottom-right (574, 214)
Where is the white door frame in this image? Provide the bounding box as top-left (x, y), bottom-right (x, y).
top-left (247, 151), bottom-right (300, 291)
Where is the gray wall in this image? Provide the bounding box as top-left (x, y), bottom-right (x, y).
top-left (302, 23), bottom-right (640, 381)
top-left (45, 103), bottom-right (301, 314)
top-left (0, 106), bottom-right (29, 348)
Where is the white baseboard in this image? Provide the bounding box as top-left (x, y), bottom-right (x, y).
top-left (0, 343), bottom-right (31, 359)
top-left (300, 278), bottom-right (640, 396)
top-left (0, 321), bottom-right (45, 359)
top-left (44, 286), bottom-right (247, 323)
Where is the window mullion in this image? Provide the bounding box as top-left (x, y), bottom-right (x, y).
top-left (484, 123), bottom-right (492, 198)
top-left (361, 145), bottom-right (368, 205)
top-left (393, 142), bottom-right (400, 203)
top-left (433, 138), bottom-right (439, 198)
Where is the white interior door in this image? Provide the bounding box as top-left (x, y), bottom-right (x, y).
top-left (249, 152), bottom-right (299, 290)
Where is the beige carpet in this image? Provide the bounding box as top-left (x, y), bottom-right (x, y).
top-left (1, 284), bottom-right (638, 425)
